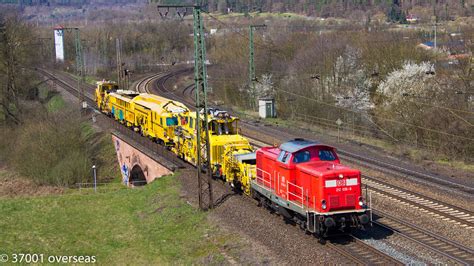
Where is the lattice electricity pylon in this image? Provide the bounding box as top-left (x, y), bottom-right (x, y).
top-left (62, 27), bottom-right (86, 110)
top-left (157, 4), bottom-right (213, 211)
top-left (248, 24), bottom-right (266, 110)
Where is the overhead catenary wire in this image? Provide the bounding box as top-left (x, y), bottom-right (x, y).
top-left (201, 13), bottom-right (473, 142)
top-left (276, 88), bottom-right (474, 142)
top-left (211, 73), bottom-right (473, 141)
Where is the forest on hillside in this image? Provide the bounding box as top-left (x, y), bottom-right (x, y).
top-left (157, 0), bottom-right (472, 19)
top-left (2, 0), bottom-right (472, 19)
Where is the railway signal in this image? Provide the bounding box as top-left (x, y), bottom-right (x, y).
top-left (157, 4), bottom-right (214, 210)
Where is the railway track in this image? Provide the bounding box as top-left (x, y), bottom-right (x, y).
top-left (340, 153), bottom-right (474, 196)
top-left (167, 71), bottom-right (474, 198)
top-left (241, 124), bottom-right (474, 197)
top-left (363, 177), bottom-right (474, 228)
top-left (246, 132), bottom-right (474, 263)
top-left (36, 68), bottom-right (407, 264)
top-left (136, 72), bottom-right (167, 93)
top-left (43, 69), bottom-right (474, 265)
top-left (372, 210), bottom-right (474, 265)
top-left (142, 70), bottom-right (474, 265)
top-left (327, 236), bottom-right (404, 265)
top-left (143, 70), bottom-right (410, 265)
top-left (144, 71), bottom-right (474, 226)
top-left (38, 69), bottom-right (96, 106)
top-left (37, 69), bottom-right (186, 169)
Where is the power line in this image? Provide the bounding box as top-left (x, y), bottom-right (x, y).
top-left (276, 88), bottom-right (474, 141)
top-left (210, 73), bottom-right (474, 139)
top-left (400, 96), bottom-right (474, 116)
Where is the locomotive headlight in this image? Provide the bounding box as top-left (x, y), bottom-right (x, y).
top-left (321, 199), bottom-right (327, 210)
top-left (358, 196), bottom-right (366, 207)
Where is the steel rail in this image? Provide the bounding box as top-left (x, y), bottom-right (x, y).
top-left (373, 210), bottom-right (474, 265)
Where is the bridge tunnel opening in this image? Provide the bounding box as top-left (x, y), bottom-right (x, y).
top-left (130, 165), bottom-right (147, 186)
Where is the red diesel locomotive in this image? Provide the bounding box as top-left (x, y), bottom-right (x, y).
top-left (251, 138), bottom-right (370, 239)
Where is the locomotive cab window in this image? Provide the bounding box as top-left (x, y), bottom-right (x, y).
top-left (293, 150), bottom-right (311, 163)
top-left (318, 149), bottom-right (337, 161)
top-left (277, 151), bottom-right (291, 164)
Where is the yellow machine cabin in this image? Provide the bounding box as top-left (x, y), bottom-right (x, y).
top-left (95, 81), bottom-right (119, 111)
top-left (173, 108), bottom-right (256, 194)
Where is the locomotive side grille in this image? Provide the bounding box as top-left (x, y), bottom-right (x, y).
top-left (329, 195), bottom-right (340, 208)
top-left (346, 194), bottom-right (356, 206)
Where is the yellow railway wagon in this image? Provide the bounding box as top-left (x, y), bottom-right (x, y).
top-left (107, 91), bottom-right (139, 127)
top-left (131, 94), bottom-right (189, 145)
top-left (96, 83), bottom-right (257, 194)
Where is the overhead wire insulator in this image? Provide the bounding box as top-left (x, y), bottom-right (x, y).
top-left (158, 7), bottom-right (169, 18)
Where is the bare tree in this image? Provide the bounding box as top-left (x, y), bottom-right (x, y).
top-left (0, 11), bottom-right (39, 124)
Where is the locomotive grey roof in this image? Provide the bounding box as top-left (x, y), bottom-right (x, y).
top-left (279, 139), bottom-right (320, 153)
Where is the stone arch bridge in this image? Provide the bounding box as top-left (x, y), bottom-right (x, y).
top-left (111, 132), bottom-right (178, 186)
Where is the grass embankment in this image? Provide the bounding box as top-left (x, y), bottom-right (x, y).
top-left (0, 174), bottom-right (231, 264)
top-left (1, 85), bottom-right (236, 264)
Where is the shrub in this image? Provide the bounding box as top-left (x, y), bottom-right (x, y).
top-left (9, 109), bottom-right (93, 186)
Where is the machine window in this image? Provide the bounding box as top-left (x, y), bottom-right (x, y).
top-left (319, 150), bottom-right (336, 161)
top-left (166, 117), bottom-right (178, 126)
top-left (213, 121), bottom-right (231, 135)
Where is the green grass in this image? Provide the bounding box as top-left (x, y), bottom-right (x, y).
top-left (0, 174), bottom-right (229, 264)
top-left (46, 95), bottom-right (65, 112)
top-left (436, 159), bottom-right (474, 172)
